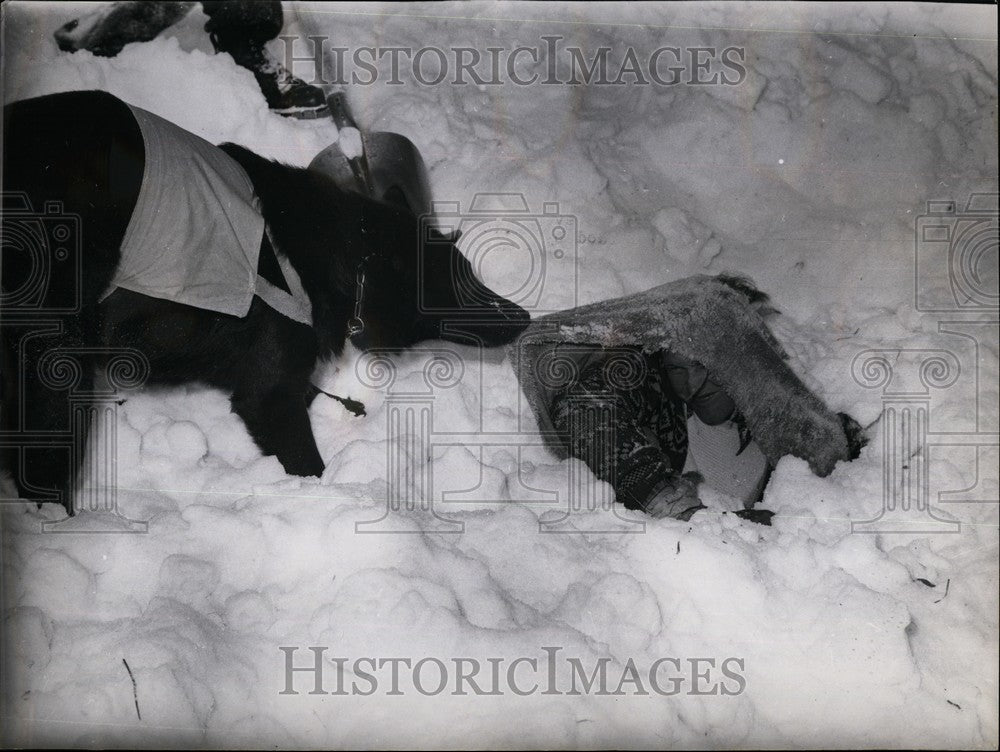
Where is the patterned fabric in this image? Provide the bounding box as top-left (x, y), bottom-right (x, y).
top-left (549, 348), bottom-right (691, 512)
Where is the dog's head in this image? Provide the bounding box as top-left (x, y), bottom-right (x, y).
top-left (344, 204), bottom-right (530, 351)
top-left (217, 143), bottom-right (530, 356)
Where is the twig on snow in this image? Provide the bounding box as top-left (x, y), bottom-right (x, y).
top-left (934, 578), bottom-right (951, 604)
top-left (122, 658), bottom-right (141, 720)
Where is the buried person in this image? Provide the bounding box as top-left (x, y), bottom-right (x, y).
top-left (514, 275), bottom-right (867, 522)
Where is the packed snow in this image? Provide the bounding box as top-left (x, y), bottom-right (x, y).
top-left (2, 1), bottom-right (997, 748)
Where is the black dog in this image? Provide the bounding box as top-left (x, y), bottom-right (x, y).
top-left (1, 90), bottom-right (529, 513)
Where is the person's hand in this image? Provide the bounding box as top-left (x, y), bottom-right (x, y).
top-left (643, 471), bottom-right (705, 520)
top-left (661, 351), bottom-right (735, 425)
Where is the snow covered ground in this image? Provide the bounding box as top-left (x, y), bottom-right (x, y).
top-left (2, 1), bottom-right (997, 748)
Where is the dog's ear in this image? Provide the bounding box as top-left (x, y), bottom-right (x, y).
top-left (422, 225), bottom-right (463, 246)
top-left (442, 227), bottom-right (463, 244)
top-left (218, 142), bottom-right (270, 174)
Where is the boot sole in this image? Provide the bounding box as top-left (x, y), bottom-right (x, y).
top-left (272, 105), bottom-right (331, 120)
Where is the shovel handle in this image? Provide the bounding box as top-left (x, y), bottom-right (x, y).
top-left (325, 91), bottom-right (375, 196)
top-left (326, 91), bottom-right (359, 131)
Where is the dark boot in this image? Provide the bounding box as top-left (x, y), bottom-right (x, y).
top-left (210, 31), bottom-right (328, 119)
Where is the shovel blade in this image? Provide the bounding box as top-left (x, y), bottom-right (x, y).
top-left (364, 131), bottom-right (433, 217)
top-left (309, 129), bottom-right (433, 216)
top-left (309, 141), bottom-right (364, 195)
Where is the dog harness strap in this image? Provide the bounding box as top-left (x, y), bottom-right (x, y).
top-left (255, 275), bottom-right (311, 325)
top-left (254, 226), bottom-right (313, 326)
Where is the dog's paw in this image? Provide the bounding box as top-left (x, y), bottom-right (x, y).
top-left (280, 453), bottom-right (325, 478)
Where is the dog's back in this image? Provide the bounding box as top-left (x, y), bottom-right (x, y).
top-left (3, 90), bottom-right (145, 313)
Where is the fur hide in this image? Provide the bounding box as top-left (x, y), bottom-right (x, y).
top-left (510, 274), bottom-right (852, 477)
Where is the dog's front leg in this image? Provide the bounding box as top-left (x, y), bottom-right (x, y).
top-left (231, 386), bottom-right (325, 477)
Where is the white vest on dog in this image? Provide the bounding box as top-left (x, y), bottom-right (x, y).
top-left (101, 103), bottom-right (311, 325)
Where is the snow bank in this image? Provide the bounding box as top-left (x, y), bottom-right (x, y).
top-left (2, 1), bottom-right (997, 748)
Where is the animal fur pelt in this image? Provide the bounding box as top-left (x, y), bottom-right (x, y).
top-left (511, 274), bottom-right (852, 477)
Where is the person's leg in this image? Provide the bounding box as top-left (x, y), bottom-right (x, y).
top-left (550, 354), bottom-right (703, 520)
top-left (201, 0), bottom-right (328, 118)
top-left (639, 352), bottom-right (689, 469)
